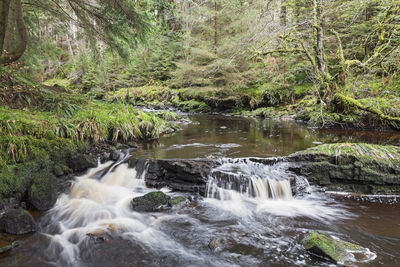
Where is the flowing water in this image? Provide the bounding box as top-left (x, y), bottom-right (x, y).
top-left (1, 115), bottom-right (400, 266)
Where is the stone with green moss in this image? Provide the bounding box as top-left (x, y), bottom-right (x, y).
top-left (0, 208), bottom-right (37, 235)
top-left (170, 196), bottom-right (187, 206)
top-left (28, 173), bottom-right (58, 210)
top-left (130, 191), bottom-right (171, 212)
top-left (303, 231), bottom-right (364, 264)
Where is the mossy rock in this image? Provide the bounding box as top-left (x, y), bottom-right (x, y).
top-left (130, 191), bottom-right (171, 212)
top-left (28, 173), bottom-right (58, 210)
top-left (169, 196), bottom-right (187, 206)
top-left (0, 208), bottom-right (37, 235)
top-left (303, 231), bottom-right (365, 264)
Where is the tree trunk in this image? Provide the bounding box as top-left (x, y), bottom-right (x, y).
top-left (313, 0), bottom-right (326, 79)
top-left (3, 0), bottom-right (15, 54)
top-left (280, 0), bottom-right (287, 26)
top-left (0, 0), bottom-right (27, 65)
top-left (214, 1), bottom-right (218, 51)
top-left (0, 0), bottom-right (11, 53)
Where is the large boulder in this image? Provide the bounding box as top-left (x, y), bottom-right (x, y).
top-left (28, 173), bottom-right (57, 210)
top-left (68, 154), bottom-right (97, 173)
top-left (287, 143), bottom-right (400, 194)
top-left (303, 231), bottom-right (369, 264)
top-left (129, 159), bottom-right (218, 195)
top-left (0, 208), bottom-right (37, 234)
top-left (130, 191), bottom-right (171, 212)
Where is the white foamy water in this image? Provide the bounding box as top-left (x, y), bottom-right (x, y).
top-left (41, 161), bottom-right (199, 266)
top-left (205, 158), bottom-right (351, 221)
top-left (33, 158), bottom-right (369, 267)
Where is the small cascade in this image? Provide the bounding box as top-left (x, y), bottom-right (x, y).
top-left (206, 158), bottom-right (294, 200)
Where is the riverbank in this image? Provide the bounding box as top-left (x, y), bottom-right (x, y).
top-left (0, 72), bottom-right (183, 212)
top-left (101, 80), bottom-right (400, 131)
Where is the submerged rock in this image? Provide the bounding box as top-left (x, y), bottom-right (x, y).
top-left (0, 241), bottom-right (19, 254)
top-left (303, 231), bottom-right (366, 264)
top-left (288, 143), bottom-right (400, 194)
top-left (0, 208), bottom-right (37, 235)
top-left (208, 238), bottom-right (220, 250)
top-left (130, 191), bottom-right (171, 212)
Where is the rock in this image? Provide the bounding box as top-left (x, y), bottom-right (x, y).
top-left (170, 196), bottom-right (187, 206)
top-left (208, 238), bottom-right (219, 250)
top-left (53, 164), bottom-right (65, 177)
top-left (0, 209), bottom-right (37, 234)
top-left (87, 230), bottom-right (109, 243)
top-left (129, 158), bottom-right (218, 195)
top-left (127, 142), bottom-right (138, 148)
top-left (109, 148), bottom-right (121, 161)
top-left (115, 143), bottom-right (129, 149)
top-left (287, 143), bottom-right (400, 194)
top-left (130, 191), bottom-right (171, 212)
top-left (303, 231), bottom-right (366, 264)
top-left (0, 241), bottom-right (19, 254)
top-left (28, 174), bottom-right (57, 210)
top-left (68, 154), bottom-right (97, 173)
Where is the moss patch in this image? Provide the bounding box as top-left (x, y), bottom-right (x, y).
top-left (304, 231), bottom-right (364, 263)
top-left (170, 196), bottom-right (187, 206)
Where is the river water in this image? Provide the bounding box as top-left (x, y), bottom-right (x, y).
top-left (1, 115), bottom-right (400, 266)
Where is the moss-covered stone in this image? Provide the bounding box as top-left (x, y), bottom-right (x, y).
top-left (130, 191), bottom-right (171, 212)
top-left (303, 231), bottom-right (364, 264)
top-left (0, 208), bottom-right (37, 235)
top-left (28, 173), bottom-right (58, 210)
top-left (169, 196), bottom-right (187, 206)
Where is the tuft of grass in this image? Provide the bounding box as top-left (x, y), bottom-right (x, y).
top-left (301, 143), bottom-right (400, 166)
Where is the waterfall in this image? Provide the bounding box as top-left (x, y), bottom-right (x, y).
top-left (206, 158), bottom-right (294, 200)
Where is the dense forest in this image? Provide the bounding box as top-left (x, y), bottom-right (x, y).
top-left (0, 1), bottom-right (400, 265)
top-left (2, 0), bottom-right (400, 127)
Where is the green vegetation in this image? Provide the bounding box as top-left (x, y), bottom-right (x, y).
top-left (300, 143), bottom-right (400, 166)
top-left (0, 69), bottom-right (181, 202)
top-left (2, 0), bottom-right (398, 129)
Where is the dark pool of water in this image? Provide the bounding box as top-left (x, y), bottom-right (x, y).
top-left (134, 115), bottom-right (400, 159)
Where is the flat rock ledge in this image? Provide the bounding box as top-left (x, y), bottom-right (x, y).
top-left (287, 143), bottom-right (400, 195)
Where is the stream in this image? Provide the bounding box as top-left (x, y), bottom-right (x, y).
top-left (1, 115), bottom-right (400, 266)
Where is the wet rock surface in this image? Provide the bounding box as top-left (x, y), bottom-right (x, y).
top-left (0, 209), bottom-right (37, 235)
top-left (28, 174), bottom-right (58, 210)
top-left (287, 144), bottom-right (400, 194)
top-left (68, 154), bottom-right (98, 173)
top-left (129, 158), bottom-right (219, 195)
top-left (130, 191), bottom-right (171, 212)
top-left (0, 241), bottom-right (19, 254)
top-left (303, 231), bottom-right (367, 264)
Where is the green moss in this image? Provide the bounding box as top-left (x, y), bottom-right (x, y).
top-left (170, 196), bottom-right (187, 206)
top-left (304, 231), bottom-right (363, 263)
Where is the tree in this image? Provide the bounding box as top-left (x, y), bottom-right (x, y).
top-left (261, 0), bottom-right (400, 102)
top-left (0, 0), bottom-right (151, 65)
